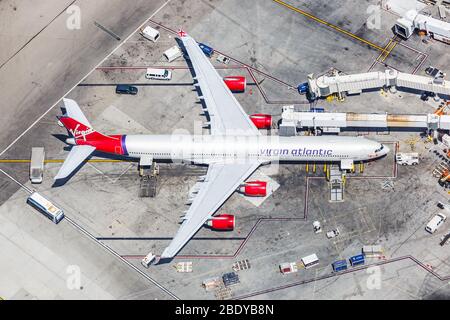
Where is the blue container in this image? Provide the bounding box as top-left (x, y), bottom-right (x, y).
top-left (297, 82), bottom-right (309, 94)
top-left (198, 43), bottom-right (214, 57)
top-left (349, 254), bottom-right (365, 266)
top-left (310, 107), bottom-right (325, 113)
top-left (332, 260), bottom-right (348, 272)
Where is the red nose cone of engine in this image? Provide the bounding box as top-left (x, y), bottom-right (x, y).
top-left (223, 76), bottom-right (246, 93)
top-left (240, 180), bottom-right (267, 197)
top-left (250, 114), bottom-right (272, 129)
top-left (206, 214), bottom-right (235, 231)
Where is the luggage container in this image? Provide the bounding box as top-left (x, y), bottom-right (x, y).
top-left (349, 254), bottom-right (365, 267)
top-left (362, 245), bottom-right (383, 258)
top-left (279, 262), bottom-right (298, 274)
top-left (301, 254), bottom-right (319, 269)
top-left (332, 260), bottom-right (348, 272)
top-left (198, 43), bottom-right (214, 57)
top-left (222, 272), bottom-right (240, 287)
top-left (140, 26), bottom-right (160, 42)
top-left (163, 46), bottom-right (182, 63)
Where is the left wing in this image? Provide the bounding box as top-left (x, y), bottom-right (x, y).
top-left (54, 145), bottom-right (96, 180)
top-left (180, 33), bottom-right (260, 136)
top-left (161, 161), bottom-right (261, 259)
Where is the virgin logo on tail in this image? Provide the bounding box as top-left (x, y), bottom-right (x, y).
top-left (70, 124), bottom-right (95, 141)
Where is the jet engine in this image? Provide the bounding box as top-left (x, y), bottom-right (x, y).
top-left (250, 114), bottom-right (272, 129)
top-left (206, 214), bottom-right (235, 231)
top-left (239, 180), bottom-right (267, 197)
top-left (223, 76), bottom-right (246, 93)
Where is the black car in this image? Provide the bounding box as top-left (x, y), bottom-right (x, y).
top-left (116, 84), bottom-right (138, 95)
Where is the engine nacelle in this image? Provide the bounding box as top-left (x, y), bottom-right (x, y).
top-left (223, 76), bottom-right (246, 93)
top-left (206, 214), bottom-right (235, 231)
top-left (239, 180), bottom-right (267, 197)
top-left (250, 114), bottom-right (272, 129)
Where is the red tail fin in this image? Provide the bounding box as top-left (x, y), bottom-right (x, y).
top-left (59, 117), bottom-right (110, 141)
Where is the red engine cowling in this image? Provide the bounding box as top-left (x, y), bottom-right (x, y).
top-left (223, 76), bottom-right (246, 93)
top-left (239, 181), bottom-right (267, 197)
top-left (206, 214), bottom-right (235, 231)
top-left (250, 114), bottom-right (272, 129)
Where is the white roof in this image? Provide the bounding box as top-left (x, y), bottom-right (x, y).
top-left (146, 68), bottom-right (166, 76)
top-left (142, 26), bottom-right (159, 37)
top-left (164, 46), bottom-right (181, 56)
top-left (302, 253), bottom-right (319, 264)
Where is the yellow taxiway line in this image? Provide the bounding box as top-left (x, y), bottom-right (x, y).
top-left (273, 0), bottom-right (389, 53)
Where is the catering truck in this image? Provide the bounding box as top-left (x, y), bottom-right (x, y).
top-left (30, 147), bottom-right (45, 184)
top-left (394, 10), bottom-right (450, 44)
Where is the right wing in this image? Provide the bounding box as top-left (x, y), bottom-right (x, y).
top-left (160, 161), bottom-right (261, 259)
top-left (54, 145), bottom-right (96, 180)
top-left (180, 33), bottom-right (260, 136)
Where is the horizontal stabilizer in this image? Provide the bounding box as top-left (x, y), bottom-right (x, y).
top-left (63, 98), bottom-right (92, 128)
top-left (54, 145), bottom-right (96, 180)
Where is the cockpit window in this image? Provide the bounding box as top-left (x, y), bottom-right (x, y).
top-left (375, 145), bottom-right (384, 153)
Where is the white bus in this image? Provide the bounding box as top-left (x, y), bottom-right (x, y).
top-left (27, 192), bottom-right (64, 224)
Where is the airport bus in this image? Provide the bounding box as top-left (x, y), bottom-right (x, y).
top-left (27, 192), bottom-right (64, 224)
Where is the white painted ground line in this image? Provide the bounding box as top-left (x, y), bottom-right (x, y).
top-left (0, 0), bottom-right (171, 158)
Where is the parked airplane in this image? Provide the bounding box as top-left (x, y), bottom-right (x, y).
top-left (55, 31), bottom-right (389, 262)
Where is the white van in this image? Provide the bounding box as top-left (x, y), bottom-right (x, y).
top-left (426, 213), bottom-right (447, 234)
top-left (145, 68), bottom-right (172, 80)
top-left (140, 26), bottom-right (160, 42)
top-left (163, 46), bottom-right (182, 63)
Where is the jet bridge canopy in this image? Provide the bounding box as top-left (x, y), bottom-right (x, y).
top-left (307, 69), bottom-right (450, 100)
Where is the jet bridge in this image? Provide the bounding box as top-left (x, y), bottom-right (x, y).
top-left (305, 69), bottom-right (450, 100)
top-left (281, 105), bottom-right (450, 133)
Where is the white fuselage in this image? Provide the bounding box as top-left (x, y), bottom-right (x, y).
top-left (123, 134), bottom-right (389, 163)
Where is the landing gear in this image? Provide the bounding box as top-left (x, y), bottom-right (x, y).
top-left (138, 157), bottom-right (159, 198)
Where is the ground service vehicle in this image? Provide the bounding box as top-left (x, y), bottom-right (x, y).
top-left (27, 192), bottom-right (64, 224)
top-left (30, 147), bottom-right (45, 184)
top-left (396, 153), bottom-right (419, 166)
top-left (426, 213), bottom-right (447, 234)
top-left (145, 68), bottom-right (172, 80)
top-left (116, 84), bottom-right (138, 95)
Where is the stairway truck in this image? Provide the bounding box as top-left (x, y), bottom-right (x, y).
top-left (394, 10), bottom-right (450, 44)
top-left (396, 152), bottom-right (419, 166)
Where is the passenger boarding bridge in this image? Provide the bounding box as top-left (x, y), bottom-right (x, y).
top-left (280, 105), bottom-right (450, 135)
top-left (303, 69), bottom-right (450, 101)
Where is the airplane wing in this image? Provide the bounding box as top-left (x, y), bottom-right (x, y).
top-left (54, 145), bottom-right (96, 180)
top-left (180, 34), bottom-right (260, 136)
top-left (160, 161), bottom-right (261, 259)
